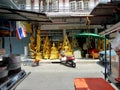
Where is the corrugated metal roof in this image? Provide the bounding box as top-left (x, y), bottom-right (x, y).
top-left (90, 2), bottom-right (119, 25)
top-left (0, 8), bottom-right (52, 23)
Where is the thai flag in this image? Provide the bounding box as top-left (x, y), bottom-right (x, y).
top-left (16, 24), bottom-right (27, 40)
top-left (16, 26), bottom-right (27, 40)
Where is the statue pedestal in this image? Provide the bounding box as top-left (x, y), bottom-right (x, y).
top-left (73, 50), bottom-right (82, 59)
top-left (86, 54), bottom-right (89, 58)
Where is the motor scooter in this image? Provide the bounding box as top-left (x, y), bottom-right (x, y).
top-left (60, 51), bottom-right (76, 68)
top-left (66, 56), bottom-right (76, 68)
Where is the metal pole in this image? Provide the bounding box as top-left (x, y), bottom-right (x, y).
top-left (109, 42), bottom-right (112, 74)
top-left (104, 35), bottom-right (107, 80)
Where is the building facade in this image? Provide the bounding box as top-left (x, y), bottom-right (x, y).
top-left (2, 0), bottom-right (111, 55)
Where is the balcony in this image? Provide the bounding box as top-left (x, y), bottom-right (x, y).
top-left (17, 5), bottom-right (93, 17)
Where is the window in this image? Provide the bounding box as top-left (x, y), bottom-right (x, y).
top-left (70, 1), bottom-right (76, 12)
top-left (77, 0), bottom-right (83, 11)
top-left (84, 1), bottom-right (89, 10)
top-left (52, 0), bottom-right (59, 11)
top-left (46, 1), bottom-right (50, 11)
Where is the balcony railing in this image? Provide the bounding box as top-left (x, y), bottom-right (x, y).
top-left (18, 5), bottom-right (93, 13)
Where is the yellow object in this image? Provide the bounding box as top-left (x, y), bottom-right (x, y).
top-left (35, 52), bottom-right (42, 61)
top-left (92, 51), bottom-right (99, 59)
top-left (44, 47), bottom-right (50, 59)
top-left (22, 21), bottom-right (32, 33)
top-left (28, 27), bottom-right (42, 61)
top-left (58, 42), bottom-right (63, 51)
top-left (62, 35), bottom-right (73, 56)
top-left (36, 27), bottom-right (41, 52)
top-left (29, 36), bottom-right (36, 58)
top-left (50, 43), bottom-right (59, 60)
top-left (43, 36), bottom-right (51, 59)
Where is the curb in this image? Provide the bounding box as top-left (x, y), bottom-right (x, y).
top-left (21, 58), bottom-right (99, 64)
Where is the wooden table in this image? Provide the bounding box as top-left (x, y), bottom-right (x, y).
top-left (74, 78), bottom-right (115, 90)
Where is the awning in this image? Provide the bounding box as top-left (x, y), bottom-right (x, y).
top-left (99, 21), bottom-right (120, 36)
top-left (90, 2), bottom-right (118, 25)
top-left (75, 32), bottom-right (104, 38)
top-left (0, 8), bottom-right (52, 23)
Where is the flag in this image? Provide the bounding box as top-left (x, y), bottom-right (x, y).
top-left (22, 21), bottom-right (32, 33)
top-left (16, 22), bottom-right (27, 40)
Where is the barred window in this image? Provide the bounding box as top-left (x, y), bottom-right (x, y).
top-left (77, 1), bottom-right (83, 11)
top-left (70, 1), bottom-right (76, 12)
top-left (84, 1), bottom-right (89, 10)
top-left (52, 0), bottom-right (59, 11)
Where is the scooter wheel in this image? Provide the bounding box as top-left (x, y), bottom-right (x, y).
top-left (72, 63), bottom-right (76, 68)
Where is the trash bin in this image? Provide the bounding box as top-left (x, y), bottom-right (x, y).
top-left (7, 54), bottom-right (21, 76)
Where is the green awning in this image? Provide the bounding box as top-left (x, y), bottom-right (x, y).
top-left (75, 32), bottom-right (104, 38)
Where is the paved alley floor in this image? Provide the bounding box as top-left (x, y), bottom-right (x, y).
top-left (15, 61), bottom-right (118, 90)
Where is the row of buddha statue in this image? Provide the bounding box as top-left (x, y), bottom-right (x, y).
top-left (29, 27), bottom-right (75, 60)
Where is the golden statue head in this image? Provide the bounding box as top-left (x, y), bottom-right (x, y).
top-left (52, 43), bottom-right (55, 47)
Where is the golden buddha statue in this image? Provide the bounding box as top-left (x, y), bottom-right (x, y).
top-left (63, 42), bottom-right (73, 56)
top-left (44, 47), bottom-right (50, 59)
top-left (43, 36), bottom-right (51, 59)
top-left (58, 42), bottom-right (63, 52)
top-left (29, 27), bottom-right (42, 63)
top-left (29, 36), bottom-right (36, 58)
top-left (36, 28), bottom-right (41, 52)
top-left (50, 43), bottom-right (59, 60)
top-left (35, 27), bottom-right (42, 61)
top-left (61, 34), bottom-right (73, 56)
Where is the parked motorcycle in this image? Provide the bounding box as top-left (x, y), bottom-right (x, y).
top-left (60, 52), bottom-right (76, 68)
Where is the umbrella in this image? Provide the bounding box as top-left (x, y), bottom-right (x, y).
top-left (75, 32), bottom-right (104, 38)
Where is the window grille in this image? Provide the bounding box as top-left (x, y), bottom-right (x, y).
top-left (77, 1), bottom-right (83, 11)
top-left (84, 1), bottom-right (89, 10)
top-left (52, 0), bottom-right (59, 11)
top-left (70, 1), bottom-right (76, 12)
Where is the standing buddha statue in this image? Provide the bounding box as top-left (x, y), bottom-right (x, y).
top-left (35, 27), bottom-right (42, 61)
top-left (29, 36), bottom-right (36, 58)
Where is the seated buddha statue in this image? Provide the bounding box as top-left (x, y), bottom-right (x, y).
top-left (63, 42), bottom-right (73, 56)
top-left (50, 43), bottom-right (59, 60)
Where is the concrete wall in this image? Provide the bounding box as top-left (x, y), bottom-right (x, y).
top-left (41, 24), bottom-right (103, 30)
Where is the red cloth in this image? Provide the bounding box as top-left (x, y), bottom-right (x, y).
top-left (74, 78), bottom-right (115, 90)
top-left (89, 49), bottom-right (99, 54)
